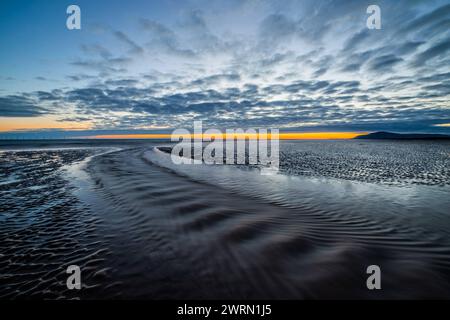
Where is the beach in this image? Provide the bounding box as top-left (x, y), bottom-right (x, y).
top-left (1, 140), bottom-right (450, 299)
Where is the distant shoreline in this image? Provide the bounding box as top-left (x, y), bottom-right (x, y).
top-left (355, 131), bottom-right (450, 140)
top-left (1, 131), bottom-right (450, 144)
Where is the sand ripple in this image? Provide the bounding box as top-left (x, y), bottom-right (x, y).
top-left (2, 142), bottom-right (450, 299)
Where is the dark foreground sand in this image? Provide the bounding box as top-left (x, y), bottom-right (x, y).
top-left (1, 142), bottom-right (450, 299)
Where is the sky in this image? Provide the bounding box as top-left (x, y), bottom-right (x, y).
top-left (0, 0), bottom-right (449, 138)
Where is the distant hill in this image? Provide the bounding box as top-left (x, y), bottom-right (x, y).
top-left (355, 131), bottom-right (450, 140)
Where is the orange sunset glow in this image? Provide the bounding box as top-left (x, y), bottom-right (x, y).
top-left (0, 117), bottom-right (92, 132)
top-left (91, 132), bottom-right (365, 140)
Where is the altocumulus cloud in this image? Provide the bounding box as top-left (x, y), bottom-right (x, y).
top-left (0, 0), bottom-right (449, 134)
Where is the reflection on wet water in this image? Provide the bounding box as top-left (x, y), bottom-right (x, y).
top-left (1, 140), bottom-right (450, 299)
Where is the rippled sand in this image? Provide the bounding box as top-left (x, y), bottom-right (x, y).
top-left (1, 141), bottom-right (450, 299)
top-left (279, 140), bottom-right (450, 186)
top-left (0, 149), bottom-right (116, 299)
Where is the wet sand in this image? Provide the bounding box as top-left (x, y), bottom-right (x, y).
top-left (1, 141), bottom-right (450, 299)
top-left (0, 148), bottom-right (115, 299)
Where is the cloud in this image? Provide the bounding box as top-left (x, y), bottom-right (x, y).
top-left (113, 31), bottom-right (144, 54)
top-left (104, 79), bottom-right (140, 87)
top-left (8, 69), bottom-right (444, 132)
top-left (189, 73), bottom-right (241, 86)
top-left (259, 14), bottom-right (298, 46)
top-left (140, 19), bottom-right (197, 58)
top-left (2, 0), bottom-right (450, 134)
top-left (396, 41), bottom-right (425, 55)
top-left (411, 37), bottom-right (450, 67)
top-left (81, 43), bottom-right (112, 59)
top-left (67, 74), bottom-right (97, 82)
top-left (368, 54), bottom-right (403, 72)
top-left (73, 42), bottom-right (134, 77)
top-left (0, 95), bottom-right (48, 117)
top-left (71, 57), bottom-right (130, 75)
top-left (396, 3), bottom-right (450, 37)
top-left (342, 29), bottom-right (369, 53)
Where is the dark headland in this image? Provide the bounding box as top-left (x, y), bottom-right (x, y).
top-left (355, 131), bottom-right (450, 140)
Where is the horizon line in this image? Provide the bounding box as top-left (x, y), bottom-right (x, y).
top-left (73, 132), bottom-right (366, 140)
